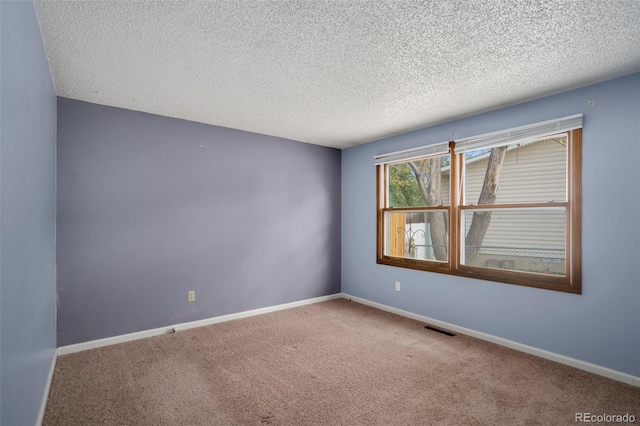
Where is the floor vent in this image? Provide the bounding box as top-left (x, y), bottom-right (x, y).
top-left (424, 325), bottom-right (456, 336)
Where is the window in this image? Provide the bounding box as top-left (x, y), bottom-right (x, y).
top-left (376, 115), bottom-right (582, 293)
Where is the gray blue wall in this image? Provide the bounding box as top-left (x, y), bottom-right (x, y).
top-left (56, 98), bottom-right (341, 346)
top-left (0, 1), bottom-right (58, 425)
top-left (342, 73), bottom-right (640, 377)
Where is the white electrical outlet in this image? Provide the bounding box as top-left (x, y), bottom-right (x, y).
top-left (395, 281), bottom-right (401, 291)
top-left (188, 290), bottom-right (195, 302)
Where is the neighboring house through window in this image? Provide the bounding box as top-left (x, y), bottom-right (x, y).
top-left (376, 115), bottom-right (582, 293)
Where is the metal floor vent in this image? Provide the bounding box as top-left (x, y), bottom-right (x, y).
top-left (424, 325), bottom-right (456, 336)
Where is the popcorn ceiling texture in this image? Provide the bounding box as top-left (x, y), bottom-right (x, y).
top-left (35, 0), bottom-right (640, 148)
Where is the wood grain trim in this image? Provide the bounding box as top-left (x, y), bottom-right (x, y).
top-left (459, 202), bottom-right (567, 210)
top-left (449, 141), bottom-right (459, 269)
top-left (568, 128), bottom-right (582, 293)
top-left (376, 165), bottom-right (384, 263)
top-left (384, 206), bottom-right (450, 212)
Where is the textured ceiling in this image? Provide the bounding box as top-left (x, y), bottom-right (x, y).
top-left (35, 0), bottom-right (640, 149)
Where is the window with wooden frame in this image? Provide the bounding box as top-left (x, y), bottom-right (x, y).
top-left (376, 115), bottom-right (582, 293)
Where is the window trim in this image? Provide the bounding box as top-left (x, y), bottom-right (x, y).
top-left (376, 129), bottom-right (582, 294)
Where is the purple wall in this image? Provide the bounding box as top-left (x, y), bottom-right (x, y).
top-left (1, 2), bottom-right (58, 424)
top-left (342, 73), bottom-right (640, 377)
top-left (57, 99), bottom-right (341, 346)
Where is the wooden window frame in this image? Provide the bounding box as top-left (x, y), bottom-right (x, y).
top-left (376, 129), bottom-right (582, 294)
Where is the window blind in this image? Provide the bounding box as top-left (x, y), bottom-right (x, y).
top-left (453, 114), bottom-right (582, 155)
top-left (374, 140), bottom-right (450, 165)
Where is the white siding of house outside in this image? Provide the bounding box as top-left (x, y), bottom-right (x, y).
top-left (442, 138), bottom-right (567, 258)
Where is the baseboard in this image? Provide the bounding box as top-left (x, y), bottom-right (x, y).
top-left (57, 293), bottom-right (343, 355)
top-left (36, 351), bottom-right (57, 426)
top-left (341, 293), bottom-right (639, 387)
top-left (55, 291), bottom-right (639, 386)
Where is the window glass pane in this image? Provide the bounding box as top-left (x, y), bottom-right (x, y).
top-left (461, 209), bottom-right (566, 276)
top-left (388, 155), bottom-right (450, 208)
top-left (464, 136), bottom-right (567, 205)
top-left (385, 211), bottom-right (448, 262)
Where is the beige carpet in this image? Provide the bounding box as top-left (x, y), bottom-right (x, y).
top-left (44, 299), bottom-right (639, 425)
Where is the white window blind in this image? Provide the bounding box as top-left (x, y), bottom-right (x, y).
top-left (454, 114), bottom-right (582, 155)
top-left (374, 140), bottom-right (450, 165)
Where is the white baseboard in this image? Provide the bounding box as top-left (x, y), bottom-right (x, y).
top-left (57, 293), bottom-right (343, 356)
top-left (55, 291), bottom-right (639, 387)
top-left (37, 351), bottom-right (57, 426)
top-left (342, 293), bottom-right (640, 387)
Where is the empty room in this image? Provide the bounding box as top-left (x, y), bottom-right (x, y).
top-left (1, 0), bottom-right (640, 425)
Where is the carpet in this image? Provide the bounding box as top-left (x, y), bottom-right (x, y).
top-left (44, 299), bottom-right (639, 425)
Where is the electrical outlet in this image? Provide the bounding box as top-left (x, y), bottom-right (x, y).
top-left (395, 281), bottom-right (401, 291)
top-left (188, 290), bottom-right (195, 302)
